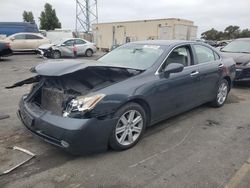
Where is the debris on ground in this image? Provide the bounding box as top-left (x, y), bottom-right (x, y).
top-left (0, 112), bottom-right (9, 120)
top-left (0, 146), bottom-right (35, 176)
top-left (205, 119), bottom-right (220, 127)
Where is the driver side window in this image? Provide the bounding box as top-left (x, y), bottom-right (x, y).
top-left (63, 40), bottom-right (75, 46)
top-left (161, 46), bottom-right (191, 71)
top-left (14, 34), bottom-right (25, 40)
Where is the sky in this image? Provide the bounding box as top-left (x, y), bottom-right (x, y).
top-left (0, 0), bottom-right (249, 37)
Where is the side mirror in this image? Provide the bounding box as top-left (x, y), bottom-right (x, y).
top-left (219, 47), bottom-right (224, 51)
top-left (163, 63), bottom-right (184, 77)
top-left (61, 43), bottom-right (66, 47)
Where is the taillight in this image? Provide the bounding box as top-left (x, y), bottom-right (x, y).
top-left (5, 43), bottom-right (10, 48)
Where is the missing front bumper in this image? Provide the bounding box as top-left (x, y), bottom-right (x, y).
top-left (18, 99), bottom-right (117, 154)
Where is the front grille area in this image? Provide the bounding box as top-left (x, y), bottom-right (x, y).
top-left (41, 87), bottom-right (66, 115)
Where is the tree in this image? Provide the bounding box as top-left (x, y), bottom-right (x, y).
top-left (201, 28), bottom-right (220, 40)
top-left (23, 11), bottom-right (34, 23)
top-left (39, 3), bottom-right (61, 30)
top-left (201, 26), bottom-right (250, 41)
top-left (224, 25), bottom-right (240, 39)
top-left (239, 29), bottom-right (250, 38)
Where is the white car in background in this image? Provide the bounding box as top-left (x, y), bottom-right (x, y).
top-left (37, 38), bottom-right (97, 58)
top-left (0, 32), bottom-right (50, 51)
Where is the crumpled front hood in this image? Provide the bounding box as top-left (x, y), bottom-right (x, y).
top-left (221, 52), bottom-right (250, 64)
top-left (35, 60), bottom-right (138, 76)
top-left (39, 43), bottom-right (55, 49)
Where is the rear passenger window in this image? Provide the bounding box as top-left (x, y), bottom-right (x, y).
top-left (194, 45), bottom-right (216, 64)
top-left (25, 34), bottom-right (43, 40)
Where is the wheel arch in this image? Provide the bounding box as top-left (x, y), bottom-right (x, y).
top-left (53, 50), bottom-right (61, 58)
top-left (118, 98), bottom-right (151, 126)
top-left (86, 48), bottom-right (93, 53)
top-left (223, 76), bottom-right (232, 91)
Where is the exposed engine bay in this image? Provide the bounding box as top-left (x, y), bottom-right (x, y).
top-left (8, 66), bottom-right (141, 118)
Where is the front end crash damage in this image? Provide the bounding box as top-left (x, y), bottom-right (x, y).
top-left (8, 63), bottom-right (142, 154)
top-left (11, 66), bottom-right (140, 118)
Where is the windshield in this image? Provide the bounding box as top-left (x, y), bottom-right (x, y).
top-left (98, 44), bottom-right (165, 70)
top-left (222, 40), bottom-right (250, 53)
top-left (53, 39), bottom-right (64, 45)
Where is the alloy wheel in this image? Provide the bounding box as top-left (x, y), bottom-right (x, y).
top-left (217, 82), bottom-right (228, 105)
top-left (53, 51), bottom-right (61, 59)
top-left (86, 49), bottom-right (93, 57)
top-left (115, 110), bottom-right (143, 146)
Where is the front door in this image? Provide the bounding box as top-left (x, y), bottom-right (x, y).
top-left (149, 45), bottom-right (200, 122)
top-left (10, 34), bottom-right (27, 50)
top-left (60, 39), bottom-right (75, 57)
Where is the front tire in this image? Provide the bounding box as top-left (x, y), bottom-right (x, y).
top-left (210, 79), bottom-right (229, 107)
top-left (52, 50), bottom-right (61, 59)
top-left (109, 102), bottom-right (146, 151)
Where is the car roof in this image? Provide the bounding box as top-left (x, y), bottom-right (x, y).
top-left (11, 32), bottom-right (43, 36)
top-left (63, 38), bottom-right (86, 41)
top-left (130, 40), bottom-right (194, 46)
top-left (235, 38), bottom-right (250, 41)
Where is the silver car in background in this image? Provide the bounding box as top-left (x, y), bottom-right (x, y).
top-left (37, 38), bottom-right (97, 58)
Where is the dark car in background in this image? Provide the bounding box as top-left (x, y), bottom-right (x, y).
top-left (0, 42), bottom-right (12, 58)
top-left (220, 38), bottom-right (250, 82)
top-left (8, 40), bottom-right (235, 154)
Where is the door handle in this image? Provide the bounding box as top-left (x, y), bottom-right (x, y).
top-left (190, 70), bottom-right (199, 77)
top-left (218, 63), bottom-right (224, 68)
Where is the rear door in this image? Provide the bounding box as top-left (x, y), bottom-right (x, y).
top-left (74, 39), bottom-right (87, 55)
top-left (151, 45), bottom-right (201, 121)
top-left (192, 44), bottom-right (223, 102)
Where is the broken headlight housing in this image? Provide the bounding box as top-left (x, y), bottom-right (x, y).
top-left (63, 94), bottom-right (105, 117)
top-left (245, 62), bottom-right (250, 66)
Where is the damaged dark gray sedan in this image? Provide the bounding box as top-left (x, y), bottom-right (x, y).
top-left (8, 40), bottom-right (236, 154)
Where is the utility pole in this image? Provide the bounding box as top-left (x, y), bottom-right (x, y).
top-left (75, 0), bottom-right (98, 35)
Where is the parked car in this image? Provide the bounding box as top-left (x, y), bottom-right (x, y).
top-left (220, 38), bottom-right (250, 82)
top-left (37, 38), bottom-right (96, 58)
top-left (0, 42), bottom-right (12, 58)
top-left (217, 40), bottom-right (232, 48)
top-left (8, 40), bottom-right (235, 154)
top-left (0, 32), bottom-right (50, 52)
top-left (204, 40), bottom-right (218, 47)
top-left (0, 22), bottom-right (39, 37)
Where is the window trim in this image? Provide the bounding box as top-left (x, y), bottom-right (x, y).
top-left (75, 39), bottom-right (86, 45)
top-left (192, 44), bottom-right (222, 65)
top-left (25, 34), bottom-right (43, 40)
top-left (155, 44), bottom-right (193, 75)
top-left (63, 39), bottom-right (75, 46)
top-left (14, 34), bottom-right (26, 40)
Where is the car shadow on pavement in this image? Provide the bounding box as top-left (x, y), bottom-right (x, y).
top-left (234, 82), bottom-right (250, 88)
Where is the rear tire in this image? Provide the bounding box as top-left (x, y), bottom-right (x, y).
top-left (109, 102), bottom-right (146, 151)
top-left (210, 79), bottom-right (229, 107)
top-left (52, 50), bottom-right (61, 59)
top-left (85, 49), bottom-right (93, 57)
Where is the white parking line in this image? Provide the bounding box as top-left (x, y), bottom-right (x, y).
top-left (129, 126), bottom-right (194, 168)
top-left (225, 157), bottom-right (250, 188)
